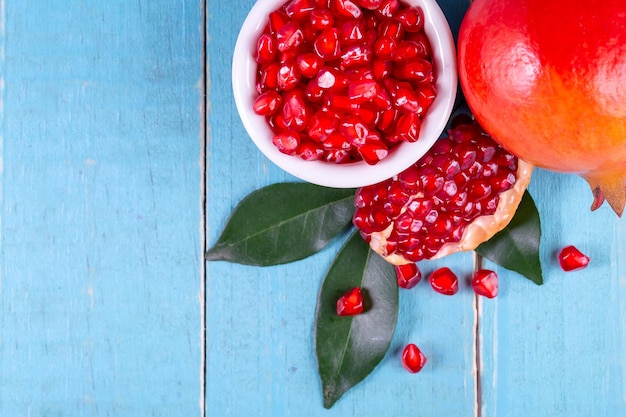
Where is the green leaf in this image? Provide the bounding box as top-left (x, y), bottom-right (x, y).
top-left (206, 183), bottom-right (356, 266)
top-left (476, 190), bottom-right (543, 285)
top-left (314, 231), bottom-right (398, 409)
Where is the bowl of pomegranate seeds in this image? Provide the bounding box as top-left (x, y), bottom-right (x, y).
top-left (233, 0), bottom-right (457, 188)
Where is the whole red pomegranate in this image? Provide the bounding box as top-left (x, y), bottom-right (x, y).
top-left (458, 0), bottom-right (626, 216)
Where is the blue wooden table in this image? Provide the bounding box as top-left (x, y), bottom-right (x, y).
top-left (1, 0), bottom-right (624, 416)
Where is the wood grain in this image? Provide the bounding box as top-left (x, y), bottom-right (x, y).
top-left (0, 1), bottom-right (204, 415)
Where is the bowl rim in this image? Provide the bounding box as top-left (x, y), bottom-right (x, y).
top-left (232, 0), bottom-right (458, 188)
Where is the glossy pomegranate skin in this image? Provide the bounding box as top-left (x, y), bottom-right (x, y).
top-left (458, 0), bottom-right (626, 215)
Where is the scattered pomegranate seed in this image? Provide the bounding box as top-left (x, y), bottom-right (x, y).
top-left (471, 269), bottom-right (498, 298)
top-left (336, 287), bottom-right (365, 316)
top-left (253, 0), bottom-right (437, 164)
top-left (429, 267), bottom-right (459, 295)
top-left (395, 263), bottom-right (422, 289)
top-left (558, 245), bottom-right (590, 272)
top-left (401, 343), bottom-right (427, 373)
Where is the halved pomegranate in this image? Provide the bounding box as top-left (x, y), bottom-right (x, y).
top-left (353, 119), bottom-right (533, 264)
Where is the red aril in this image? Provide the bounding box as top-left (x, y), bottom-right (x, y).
top-left (272, 131), bottom-right (301, 154)
top-left (402, 343), bottom-right (427, 373)
top-left (395, 263), bottom-right (422, 289)
top-left (253, 91), bottom-right (283, 116)
top-left (429, 267), bottom-right (458, 295)
top-left (253, 0), bottom-right (438, 164)
top-left (336, 287), bottom-right (364, 316)
top-left (471, 269), bottom-right (498, 298)
top-left (558, 245), bottom-right (590, 272)
top-left (256, 34), bottom-right (277, 64)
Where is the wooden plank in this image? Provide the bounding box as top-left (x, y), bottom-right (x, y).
top-left (479, 169), bottom-right (626, 416)
top-left (205, 0), bottom-right (478, 415)
top-left (0, 1), bottom-right (204, 415)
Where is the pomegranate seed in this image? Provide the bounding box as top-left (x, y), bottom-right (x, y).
top-left (258, 63), bottom-right (280, 92)
top-left (358, 140), bottom-right (389, 165)
top-left (393, 40), bottom-right (424, 61)
top-left (297, 140), bottom-right (325, 160)
top-left (322, 131), bottom-right (351, 150)
top-left (268, 10), bottom-right (290, 34)
top-left (429, 267), bottom-right (459, 295)
top-left (558, 245), bottom-right (590, 271)
top-left (376, 108), bottom-right (398, 132)
top-left (285, 0), bottom-right (316, 20)
top-left (256, 34), bottom-right (277, 64)
top-left (310, 9), bottom-right (334, 30)
top-left (356, 0), bottom-right (383, 9)
top-left (347, 79), bottom-right (380, 103)
top-left (277, 60), bottom-right (301, 91)
top-left (308, 110), bottom-right (338, 141)
top-left (378, 19), bottom-right (404, 40)
top-left (340, 43), bottom-right (373, 68)
top-left (338, 19), bottom-right (365, 44)
top-left (373, 36), bottom-right (397, 59)
top-left (402, 343), bottom-right (427, 373)
top-left (276, 21), bottom-right (305, 52)
top-left (396, 7), bottom-right (424, 32)
top-left (315, 66), bottom-right (345, 90)
top-left (326, 149), bottom-right (351, 163)
top-left (404, 31), bottom-right (431, 57)
top-left (314, 28), bottom-right (341, 59)
top-left (253, 91), bottom-right (283, 116)
top-left (471, 269), bottom-right (499, 298)
top-left (354, 105), bottom-right (378, 126)
top-left (336, 287), bottom-right (364, 316)
top-left (395, 263), bottom-right (422, 289)
top-left (393, 58), bottom-right (433, 82)
top-left (371, 58), bottom-right (393, 79)
top-left (375, 0), bottom-right (400, 18)
top-left (304, 78), bottom-right (325, 101)
top-left (331, 0), bottom-right (363, 20)
top-left (272, 131), bottom-right (301, 155)
top-left (391, 82), bottom-right (421, 112)
top-left (394, 112), bottom-right (421, 142)
top-left (416, 84), bottom-right (437, 115)
top-left (282, 90), bottom-right (309, 131)
top-left (296, 53), bottom-right (323, 78)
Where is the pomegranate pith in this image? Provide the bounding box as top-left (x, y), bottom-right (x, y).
top-left (402, 343), bottom-right (427, 373)
top-left (353, 120), bottom-right (532, 265)
top-left (254, 0), bottom-right (438, 165)
top-left (458, 0), bottom-right (626, 216)
top-left (558, 245), bottom-right (590, 272)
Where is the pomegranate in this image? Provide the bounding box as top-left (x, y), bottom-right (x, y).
top-left (253, 0), bottom-right (438, 165)
top-left (353, 120), bottom-right (532, 264)
top-left (458, 0), bottom-right (626, 216)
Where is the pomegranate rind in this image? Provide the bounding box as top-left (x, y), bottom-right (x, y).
top-left (369, 159), bottom-right (533, 265)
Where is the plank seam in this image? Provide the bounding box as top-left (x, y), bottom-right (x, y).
top-left (473, 252), bottom-right (483, 417)
top-left (200, 0), bottom-right (208, 415)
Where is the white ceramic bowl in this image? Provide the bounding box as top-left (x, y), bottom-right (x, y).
top-left (232, 0), bottom-right (457, 188)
